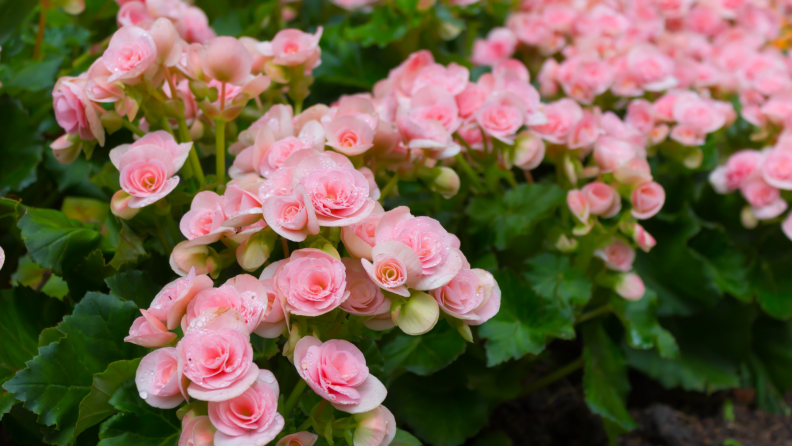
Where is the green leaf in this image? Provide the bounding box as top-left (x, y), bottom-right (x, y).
top-left (74, 359), bottom-right (141, 439)
top-left (751, 317), bottom-right (792, 414)
top-left (0, 97), bottom-right (43, 195)
top-left (392, 429), bottom-right (422, 446)
top-left (3, 293), bottom-right (144, 445)
top-left (478, 270), bottom-right (575, 366)
top-left (610, 289), bottom-right (678, 359)
top-left (98, 381), bottom-right (181, 446)
top-left (752, 257), bottom-right (792, 320)
top-left (108, 223), bottom-right (147, 270)
top-left (625, 347), bottom-right (740, 393)
top-left (17, 206), bottom-right (102, 277)
top-left (524, 253), bottom-right (592, 308)
top-left (105, 270), bottom-right (161, 310)
top-left (7, 57), bottom-right (64, 92)
top-left (381, 320), bottom-right (467, 376)
top-left (387, 368), bottom-right (489, 446)
top-left (581, 320), bottom-right (636, 432)
top-left (467, 183), bottom-right (565, 250)
top-left (11, 255), bottom-right (70, 299)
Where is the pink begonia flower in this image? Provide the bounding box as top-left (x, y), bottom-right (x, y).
top-left (256, 262), bottom-right (287, 338)
top-left (231, 122), bottom-right (324, 179)
top-left (340, 257), bottom-right (391, 320)
top-left (649, 124), bottom-right (670, 146)
top-left (782, 213), bottom-right (792, 241)
top-left (352, 406), bottom-right (397, 446)
top-left (406, 86), bottom-right (462, 136)
top-left (595, 238), bottom-right (636, 272)
top-left (411, 62), bottom-right (470, 96)
top-left (110, 190), bottom-right (139, 220)
top-left (258, 28), bottom-right (323, 68)
top-left (273, 248), bottom-right (349, 316)
top-left (223, 176), bottom-right (264, 228)
top-left (341, 203), bottom-right (384, 261)
top-left (178, 328), bottom-right (260, 401)
top-left (530, 98), bottom-right (583, 144)
top-left (567, 110), bottom-right (599, 150)
top-left (361, 241), bottom-right (422, 298)
top-left (263, 185), bottom-right (319, 242)
top-left (761, 149), bottom-right (792, 190)
top-left (148, 268), bottom-right (214, 329)
top-left (507, 13), bottom-right (554, 47)
top-left (170, 241), bottom-right (221, 278)
top-left (652, 91), bottom-right (679, 122)
top-left (615, 273), bottom-right (645, 301)
top-left (175, 6), bottom-right (216, 44)
top-left (208, 370), bottom-right (285, 446)
top-left (456, 82), bottom-right (487, 119)
top-left (537, 58), bottom-right (559, 97)
top-left (368, 206), bottom-right (465, 291)
top-left (556, 53), bottom-right (613, 104)
top-left (135, 348), bottom-right (184, 409)
top-left (398, 115), bottom-right (459, 159)
top-left (512, 131), bottom-right (545, 170)
top-left (431, 268), bottom-right (501, 325)
top-left (294, 336), bottom-right (387, 414)
top-left (741, 179), bottom-right (788, 220)
top-left (125, 309), bottom-right (177, 348)
top-left (325, 115), bottom-right (375, 156)
top-left (626, 99), bottom-right (655, 135)
top-left (109, 132), bottom-right (191, 208)
top-left (567, 190), bottom-right (590, 225)
top-left (631, 181), bottom-right (666, 219)
top-left (358, 166), bottom-right (380, 200)
top-left (614, 157), bottom-right (653, 187)
top-left (201, 36), bottom-right (253, 85)
top-left (277, 432), bottom-right (318, 446)
top-left (182, 277), bottom-right (269, 334)
top-left (625, 45), bottom-right (677, 92)
top-left (117, 1), bottom-right (152, 27)
top-left (103, 26), bottom-right (157, 83)
top-left (259, 167), bottom-right (295, 201)
top-left (85, 59), bottom-right (125, 103)
top-left (475, 92), bottom-right (526, 144)
top-left (178, 412), bottom-right (216, 446)
top-left (632, 223), bottom-right (657, 253)
top-left (594, 136), bottom-right (637, 173)
top-left (53, 78), bottom-right (105, 146)
top-left (383, 49), bottom-right (434, 96)
top-left (673, 92), bottom-right (726, 134)
top-left (493, 59), bottom-right (530, 83)
top-left (149, 17), bottom-right (182, 67)
top-left (471, 27), bottom-right (517, 66)
top-left (180, 191), bottom-right (235, 244)
top-left (290, 151), bottom-right (377, 226)
top-left (582, 181), bottom-right (622, 218)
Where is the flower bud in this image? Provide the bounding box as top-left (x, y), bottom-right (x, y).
top-left (264, 62), bottom-right (291, 84)
top-left (190, 119), bottom-right (205, 140)
top-left (101, 110), bottom-right (123, 135)
top-left (683, 147), bottom-right (703, 169)
top-left (439, 22), bottom-right (463, 41)
top-left (418, 166), bottom-right (460, 199)
top-left (741, 206), bottom-right (758, 229)
top-left (189, 79), bottom-right (210, 101)
top-left (564, 154), bottom-right (578, 186)
top-left (110, 190), bottom-right (140, 220)
top-left (149, 18), bottom-right (181, 67)
top-left (352, 406), bottom-right (397, 446)
top-left (170, 241), bottom-right (220, 278)
top-left (236, 228), bottom-right (278, 271)
top-left (511, 131), bottom-right (545, 170)
top-left (50, 134), bottom-right (82, 164)
top-left (631, 223), bottom-right (656, 252)
top-left (555, 233), bottom-right (578, 253)
top-left (201, 36), bottom-right (253, 85)
top-left (615, 272), bottom-right (645, 301)
top-left (392, 290), bottom-right (439, 336)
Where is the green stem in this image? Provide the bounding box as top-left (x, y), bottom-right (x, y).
top-left (294, 99), bottom-right (303, 115)
top-left (215, 119), bottom-right (226, 185)
top-left (454, 154), bottom-right (484, 193)
top-left (160, 116), bottom-right (175, 136)
top-left (122, 119), bottom-right (146, 137)
top-left (379, 173), bottom-right (399, 201)
top-left (178, 116), bottom-right (205, 184)
top-left (33, 2), bottom-right (47, 61)
top-left (283, 379), bottom-right (307, 416)
top-left (521, 357), bottom-right (584, 396)
top-left (576, 304), bottom-right (613, 325)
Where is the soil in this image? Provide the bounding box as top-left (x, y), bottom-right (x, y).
top-left (478, 370), bottom-right (792, 446)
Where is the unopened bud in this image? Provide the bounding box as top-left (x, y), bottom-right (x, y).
top-left (110, 190), bottom-right (140, 220)
top-left (50, 134), bottom-right (82, 164)
top-left (419, 166), bottom-right (460, 199)
top-left (189, 80), bottom-right (209, 101)
top-left (190, 119), bottom-right (205, 140)
top-left (101, 110), bottom-right (123, 135)
top-left (564, 154), bottom-right (578, 186)
top-left (555, 233), bottom-right (578, 253)
top-left (393, 290), bottom-right (439, 336)
top-left (741, 206), bottom-right (758, 229)
top-left (170, 241), bottom-right (220, 278)
top-left (615, 272), bottom-right (645, 301)
top-left (511, 131), bottom-right (545, 170)
top-left (236, 228), bottom-right (278, 271)
top-left (264, 62), bottom-right (291, 84)
top-left (438, 22), bottom-right (463, 41)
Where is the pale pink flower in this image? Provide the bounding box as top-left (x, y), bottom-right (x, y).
top-left (595, 238), bottom-right (635, 272)
top-left (471, 28), bottom-right (517, 66)
top-left (208, 370), bottom-right (285, 446)
top-left (352, 406), bottom-right (397, 446)
top-left (175, 6), bottom-right (216, 43)
top-left (455, 82), bottom-right (487, 119)
top-left (178, 412), bottom-right (216, 446)
top-left (761, 149), bottom-right (792, 190)
top-left (567, 110), bottom-right (600, 150)
top-left (148, 268), bottom-right (214, 329)
top-left (507, 13), bottom-right (554, 47)
top-left (293, 336), bottom-right (387, 413)
top-left (431, 268), bottom-right (500, 325)
top-left (325, 115), bottom-right (376, 156)
top-left (594, 136), bottom-right (637, 173)
top-left (135, 348), bottom-right (184, 409)
top-left (673, 92), bottom-right (726, 134)
top-left (530, 98), bottom-right (583, 144)
top-left (125, 309), bottom-right (176, 348)
top-left (556, 53), bottom-right (613, 104)
top-left (782, 213), bottom-right (792, 241)
top-left (117, 1), bottom-right (152, 27)
top-left (200, 36), bottom-right (253, 85)
top-left (582, 181), bottom-right (622, 218)
top-left (632, 223), bottom-right (656, 252)
top-left (180, 191), bottom-right (234, 244)
top-left (613, 157), bottom-right (653, 186)
top-left (223, 177), bottom-right (264, 228)
top-left (258, 28), bottom-right (323, 67)
top-left (53, 78), bottom-right (104, 145)
top-left (182, 279), bottom-right (269, 334)
top-left (626, 99), bottom-right (655, 135)
top-left (511, 131), bottom-right (545, 169)
top-left (274, 248), bottom-right (349, 316)
top-left (256, 265), bottom-right (287, 338)
top-left (277, 432), bottom-right (318, 446)
top-left (340, 258), bottom-right (391, 322)
top-left (567, 189), bottom-right (590, 224)
top-left (631, 181), bottom-right (666, 219)
top-left (475, 92), bottom-right (525, 144)
top-left (411, 62), bottom-right (470, 96)
top-left (103, 26), bottom-right (157, 83)
top-left (110, 142), bottom-right (186, 208)
top-left (341, 203), bottom-right (384, 261)
top-left (741, 179), bottom-right (788, 219)
top-left (262, 185), bottom-right (319, 242)
top-left (615, 273), bottom-right (645, 301)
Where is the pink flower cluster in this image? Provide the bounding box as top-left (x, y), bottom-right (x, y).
top-left (115, 0), bottom-right (216, 44)
top-left (126, 266), bottom-right (398, 446)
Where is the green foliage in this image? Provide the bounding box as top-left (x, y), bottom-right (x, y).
top-left (381, 320), bottom-right (467, 376)
top-left (98, 381), bottom-right (181, 446)
top-left (525, 253), bottom-right (592, 308)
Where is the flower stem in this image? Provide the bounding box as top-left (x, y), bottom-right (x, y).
top-left (281, 237), bottom-right (290, 258)
top-left (283, 379), bottom-right (307, 416)
top-left (575, 304), bottom-right (613, 325)
top-left (33, 1), bottom-right (48, 61)
top-left (521, 357), bottom-right (584, 396)
top-left (294, 99), bottom-right (303, 115)
top-left (178, 116), bottom-right (205, 184)
top-left (215, 119), bottom-right (226, 185)
top-left (379, 173), bottom-right (399, 201)
top-left (122, 119), bottom-right (146, 137)
top-left (454, 153), bottom-right (484, 193)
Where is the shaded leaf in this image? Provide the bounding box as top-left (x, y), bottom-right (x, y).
top-left (381, 320), bottom-right (466, 376)
top-left (525, 253), bottom-right (592, 308)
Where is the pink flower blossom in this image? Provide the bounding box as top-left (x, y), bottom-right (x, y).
top-left (135, 348), bottom-right (184, 409)
top-left (273, 248), bottom-right (349, 316)
top-left (595, 238), bottom-right (635, 272)
top-left (431, 268), bottom-right (501, 325)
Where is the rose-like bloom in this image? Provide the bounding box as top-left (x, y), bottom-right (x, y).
top-left (782, 212), bottom-right (792, 241)
top-left (556, 53), bottom-right (613, 104)
top-left (567, 110), bottom-right (599, 150)
top-left (582, 182), bottom-right (621, 218)
top-left (431, 268), bottom-right (500, 325)
top-left (762, 149), bottom-right (792, 190)
top-left (709, 149), bottom-right (762, 194)
top-left (567, 190), bottom-right (590, 225)
top-left (182, 278), bottom-right (269, 334)
top-left (631, 181), bottom-right (665, 220)
top-left (538, 58), bottom-right (559, 97)
top-left (325, 115), bottom-right (375, 156)
top-left (110, 143), bottom-right (186, 208)
top-left (175, 6), bottom-right (216, 44)
top-left (594, 137), bottom-right (636, 173)
top-left (259, 28), bottom-right (323, 67)
top-left (170, 241), bottom-right (221, 278)
top-left (274, 248), bottom-right (349, 316)
top-left (117, 1), bottom-right (151, 27)
top-left (85, 59), bottom-right (125, 103)
top-left (411, 62), bottom-right (469, 96)
top-left (626, 45), bottom-right (677, 92)
top-left (615, 273), bottom-right (645, 301)
top-left (673, 92), bottom-right (726, 134)
top-left (53, 78), bottom-right (105, 145)
top-left (148, 268), bottom-right (214, 329)
top-left (200, 36), bottom-right (253, 85)
top-left (353, 406), bottom-right (397, 446)
top-left (471, 27), bottom-right (517, 66)
top-left (263, 185), bottom-right (319, 242)
top-left (208, 370), bottom-right (285, 446)
top-left (103, 26), bottom-right (157, 83)
top-left (455, 83), bottom-right (487, 118)
top-left (125, 309), bottom-right (176, 348)
top-left (341, 204), bottom-right (384, 261)
top-left (361, 242), bottom-right (420, 298)
top-left (530, 99), bottom-right (583, 144)
top-left (741, 179), bottom-right (788, 220)
top-left (223, 176), bottom-right (264, 228)
top-left (256, 264), bottom-right (287, 338)
top-left (180, 191), bottom-right (235, 244)
top-left (231, 122), bottom-right (323, 179)
top-left (259, 167), bottom-right (295, 201)
top-left (135, 348), bottom-right (184, 409)
top-left (511, 131), bottom-right (545, 170)
top-left (340, 258), bottom-right (391, 319)
top-left (294, 336), bottom-right (387, 413)
top-left (277, 432), bottom-right (318, 446)
top-left (178, 411), bottom-right (216, 446)
top-left (291, 151), bottom-right (376, 227)
top-left (613, 157), bottom-right (653, 186)
top-left (370, 207), bottom-right (465, 291)
top-left (626, 99), bottom-right (655, 135)
top-left (475, 92), bottom-right (525, 144)
top-left (594, 238), bottom-right (635, 272)
top-left (178, 328), bottom-right (259, 401)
